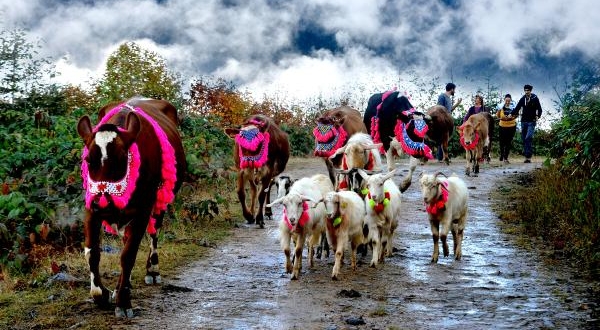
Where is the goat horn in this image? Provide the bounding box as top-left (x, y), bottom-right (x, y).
top-left (433, 171), bottom-right (448, 178)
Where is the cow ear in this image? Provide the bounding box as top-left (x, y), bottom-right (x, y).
top-left (122, 112), bottom-right (141, 147)
top-left (224, 128), bottom-right (240, 139)
top-left (77, 116), bottom-right (93, 145)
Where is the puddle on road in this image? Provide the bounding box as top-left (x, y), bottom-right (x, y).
top-left (130, 158), bottom-right (598, 330)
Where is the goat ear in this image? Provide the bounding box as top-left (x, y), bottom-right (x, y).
top-left (357, 168), bottom-right (369, 180)
top-left (300, 195), bottom-right (317, 203)
top-left (329, 145), bottom-right (346, 159)
top-left (383, 169), bottom-right (396, 181)
top-left (224, 128), bottom-right (240, 139)
top-left (364, 143), bottom-right (382, 150)
top-left (77, 116), bottom-right (93, 146)
top-left (266, 196), bottom-right (284, 207)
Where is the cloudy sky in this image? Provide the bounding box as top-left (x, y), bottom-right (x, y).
top-left (1, 0), bottom-right (598, 120)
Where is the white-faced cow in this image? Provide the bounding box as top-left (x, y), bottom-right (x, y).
top-left (77, 98), bottom-right (186, 318)
top-left (225, 115), bottom-right (290, 228)
top-left (313, 105), bottom-right (367, 185)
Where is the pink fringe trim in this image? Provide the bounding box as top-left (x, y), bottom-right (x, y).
top-left (395, 121), bottom-right (433, 159)
top-left (313, 125), bottom-right (336, 143)
top-left (235, 129), bottom-right (265, 152)
top-left (239, 132), bottom-right (270, 168)
top-left (134, 108), bottom-right (178, 215)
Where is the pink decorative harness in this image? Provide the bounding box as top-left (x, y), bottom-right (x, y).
top-left (425, 181), bottom-right (449, 217)
top-left (313, 123), bottom-right (348, 158)
top-left (235, 119), bottom-right (270, 168)
top-left (81, 103), bottom-right (178, 235)
top-left (283, 201), bottom-right (310, 231)
top-left (370, 88), bottom-right (397, 154)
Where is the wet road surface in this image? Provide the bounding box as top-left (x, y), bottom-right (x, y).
top-left (128, 157), bottom-right (598, 330)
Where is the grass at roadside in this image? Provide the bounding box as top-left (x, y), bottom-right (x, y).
top-left (491, 160), bottom-right (600, 273)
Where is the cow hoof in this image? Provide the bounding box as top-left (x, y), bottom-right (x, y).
top-left (332, 275), bottom-right (339, 281)
top-left (115, 307), bottom-right (134, 318)
top-left (144, 274), bottom-right (161, 285)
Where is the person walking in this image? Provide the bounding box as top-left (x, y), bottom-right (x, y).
top-left (436, 83), bottom-right (462, 162)
top-left (496, 94), bottom-right (517, 163)
top-left (463, 94), bottom-right (486, 124)
top-left (512, 84), bottom-right (542, 163)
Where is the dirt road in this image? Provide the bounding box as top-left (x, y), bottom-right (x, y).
top-left (126, 157), bottom-right (598, 330)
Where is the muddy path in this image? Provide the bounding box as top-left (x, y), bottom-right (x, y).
top-left (127, 157), bottom-right (598, 330)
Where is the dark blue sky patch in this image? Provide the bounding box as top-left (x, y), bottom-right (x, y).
top-left (293, 22), bottom-right (340, 55)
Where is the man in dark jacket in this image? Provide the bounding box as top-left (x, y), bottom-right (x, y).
top-left (512, 84), bottom-right (542, 163)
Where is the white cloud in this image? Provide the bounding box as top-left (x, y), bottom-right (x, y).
top-left (1, 0), bottom-right (598, 115)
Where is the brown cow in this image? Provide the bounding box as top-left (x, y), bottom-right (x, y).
top-left (77, 98), bottom-right (186, 318)
top-left (424, 105), bottom-right (455, 165)
top-left (458, 112), bottom-right (490, 176)
top-left (313, 105), bottom-right (367, 185)
top-left (225, 114), bottom-right (290, 228)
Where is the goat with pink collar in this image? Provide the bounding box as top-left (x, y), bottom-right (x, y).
top-left (357, 169), bottom-right (402, 268)
top-left (323, 190), bottom-right (366, 280)
top-left (419, 172), bottom-right (468, 263)
top-left (266, 174), bottom-right (333, 280)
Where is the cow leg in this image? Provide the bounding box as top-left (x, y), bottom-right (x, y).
top-left (400, 156), bottom-right (418, 193)
top-left (237, 172), bottom-right (254, 224)
top-left (264, 182), bottom-right (273, 219)
top-left (324, 158), bottom-right (337, 186)
top-left (442, 134), bottom-right (451, 165)
top-left (465, 151), bottom-right (471, 176)
top-left (114, 222), bottom-right (147, 318)
top-left (145, 216), bottom-right (162, 285)
top-left (84, 212), bottom-right (112, 308)
top-left (255, 176), bottom-right (271, 228)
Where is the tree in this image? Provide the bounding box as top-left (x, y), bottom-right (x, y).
top-left (95, 42), bottom-right (182, 105)
top-left (185, 78), bottom-right (250, 127)
top-left (0, 28), bottom-right (54, 107)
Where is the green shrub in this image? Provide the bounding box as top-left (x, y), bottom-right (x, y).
top-left (281, 124), bottom-right (313, 156)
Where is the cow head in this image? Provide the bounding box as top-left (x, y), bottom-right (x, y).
top-left (78, 112), bottom-right (140, 183)
top-left (459, 120), bottom-right (480, 147)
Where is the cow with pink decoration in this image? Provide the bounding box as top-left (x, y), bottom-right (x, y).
top-left (77, 98), bottom-right (186, 318)
top-left (266, 174), bottom-right (333, 280)
top-left (225, 115), bottom-right (290, 228)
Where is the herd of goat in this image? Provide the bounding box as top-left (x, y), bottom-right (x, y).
top-left (230, 91), bottom-right (485, 281)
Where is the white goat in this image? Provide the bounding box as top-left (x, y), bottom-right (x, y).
top-left (358, 169), bottom-right (402, 267)
top-left (419, 172), bottom-right (468, 263)
top-left (323, 190), bottom-right (366, 280)
top-left (329, 133), bottom-right (383, 190)
top-left (266, 174), bottom-right (333, 280)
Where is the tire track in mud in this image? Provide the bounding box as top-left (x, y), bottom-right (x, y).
top-left (128, 157), bottom-right (598, 330)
